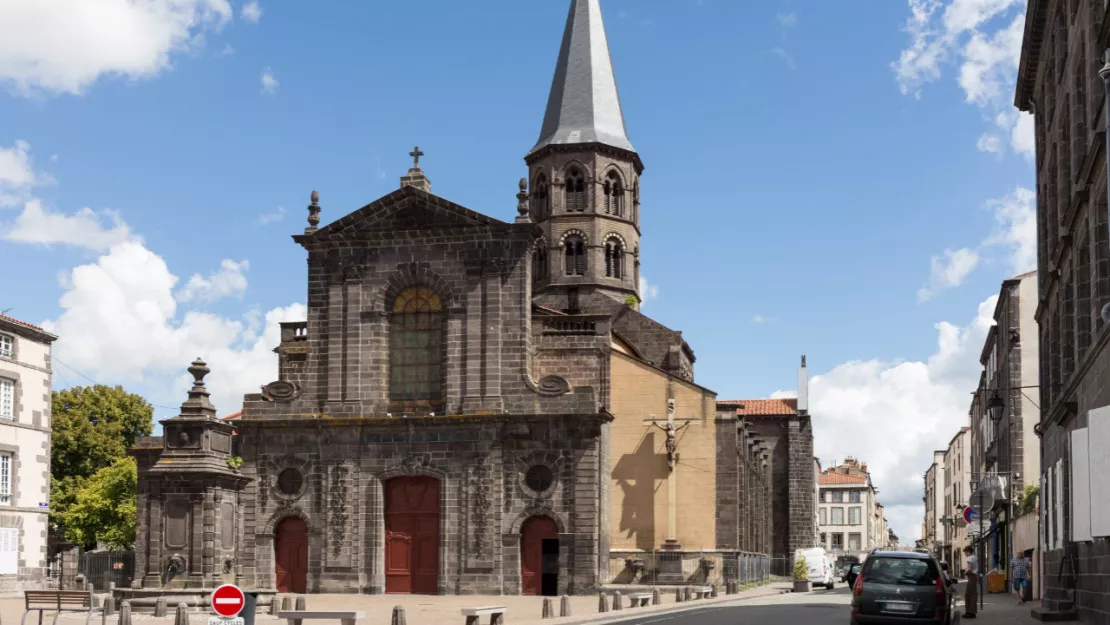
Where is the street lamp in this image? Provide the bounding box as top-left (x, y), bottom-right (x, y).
top-left (987, 391), bottom-right (1005, 423)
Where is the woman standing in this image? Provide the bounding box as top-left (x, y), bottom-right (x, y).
top-left (964, 545), bottom-right (978, 618)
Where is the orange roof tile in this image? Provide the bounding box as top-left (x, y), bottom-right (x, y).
top-left (719, 398), bottom-right (798, 416)
top-left (819, 472), bottom-right (867, 485)
top-left (0, 313), bottom-right (56, 338)
top-left (221, 412), bottom-right (242, 421)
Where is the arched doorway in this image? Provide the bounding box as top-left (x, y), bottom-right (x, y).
top-left (520, 516), bottom-right (559, 596)
top-left (384, 476), bottom-right (440, 594)
top-left (274, 517), bottom-right (308, 593)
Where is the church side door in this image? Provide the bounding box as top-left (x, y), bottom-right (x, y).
top-left (274, 517), bottom-right (308, 593)
top-left (384, 476), bottom-right (440, 594)
top-left (520, 516), bottom-right (558, 596)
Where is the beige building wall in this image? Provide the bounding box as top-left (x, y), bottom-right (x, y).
top-left (1016, 274), bottom-right (1040, 486)
top-left (609, 351), bottom-right (717, 551)
top-left (0, 318), bottom-right (55, 590)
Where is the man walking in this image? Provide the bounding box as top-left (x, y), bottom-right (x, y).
top-left (964, 545), bottom-right (978, 618)
top-left (1012, 551), bottom-right (1029, 605)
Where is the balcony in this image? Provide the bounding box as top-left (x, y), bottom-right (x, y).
top-left (280, 321), bottom-right (308, 342)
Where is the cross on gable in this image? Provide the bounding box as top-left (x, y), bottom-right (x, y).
top-left (409, 145), bottom-right (424, 169)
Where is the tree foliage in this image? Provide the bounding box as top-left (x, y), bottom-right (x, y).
top-left (50, 385), bottom-right (153, 547)
top-left (58, 457), bottom-right (137, 550)
top-left (793, 556), bottom-right (809, 581)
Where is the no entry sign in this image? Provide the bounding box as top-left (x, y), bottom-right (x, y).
top-left (211, 584), bottom-right (246, 617)
top-left (963, 506), bottom-right (977, 524)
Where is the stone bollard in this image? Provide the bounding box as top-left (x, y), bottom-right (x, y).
top-left (117, 601), bottom-right (132, 625)
top-left (611, 593), bottom-right (622, 611)
top-left (652, 589), bottom-right (661, 606)
top-left (560, 596), bottom-right (571, 617)
top-left (293, 596), bottom-right (307, 625)
top-left (542, 598), bottom-right (553, 619)
top-left (711, 585), bottom-right (718, 598)
top-left (281, 597), bottom-right (292, 612)
top-left (684, 587), bottom-right (693, 602)
top-left (675, 588), bottom-right (683, 603)
top-left (270, 596), bottom-right (282, 616)
top-left (103, 596), bottom-right (116, 620)
top-left (598, 593), bottom-right (608, 613)
top-left (174, 603), bottom-right (189, 625)
top-left (390, 605), bottom-right (406, 625)
top-left (154, 598), bottom-right (168, 618)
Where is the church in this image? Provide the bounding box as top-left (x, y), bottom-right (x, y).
top-left (131, 0), bottom-right (810, 596)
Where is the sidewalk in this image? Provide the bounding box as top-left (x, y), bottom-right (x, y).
top-left (0, 582), bottom-right (792, 625)
top-left (957, 584), bottom-right (1080, 624)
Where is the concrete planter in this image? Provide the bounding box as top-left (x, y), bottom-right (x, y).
top-left (792, 580), bottom-right (811, 593)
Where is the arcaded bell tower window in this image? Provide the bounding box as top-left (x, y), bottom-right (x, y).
top-left (565, 167), bottom-right (585, 212)
top-left (564, 236), bottom-right (586, 276)
top-left (389, 286), bottom-right (445, 413)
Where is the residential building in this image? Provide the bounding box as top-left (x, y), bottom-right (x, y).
top-left (1016, 2), bottom-right (1110, 619)
top-left (813, 457), bottom-right (822, 549)
top-left (0, 315), bottom-right (56, 591)
top-left (923, 450), bottom-right (946, 560)
top-left (817, 457), bottom-right (880, 562)
top-left (942, 427), bottom-right (971, 572)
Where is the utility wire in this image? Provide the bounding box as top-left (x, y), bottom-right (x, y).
top-left (51, 355), bottom-right (179, 411)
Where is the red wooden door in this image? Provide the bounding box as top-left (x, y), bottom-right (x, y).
top-left (385, 476), bottom-right (440, 594)
top-left (274, 517), bottom-right (308, 593)
top-left (520, 516), bottom-right (558, 596)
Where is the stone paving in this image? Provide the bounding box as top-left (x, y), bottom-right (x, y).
top-left (954, 583), bottom-right (1081, 624)
top-left (0, 583), bottom-right (791, 625)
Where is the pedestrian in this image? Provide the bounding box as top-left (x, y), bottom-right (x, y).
top-left (964, 546), bottom-right (978, 618)
top-left (1011, 551), bottom-right (1029, 605)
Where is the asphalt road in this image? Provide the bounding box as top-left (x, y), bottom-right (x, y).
top-left (605, 586), bottom-right (853, 625)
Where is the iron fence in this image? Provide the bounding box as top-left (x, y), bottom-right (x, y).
top-left (605, 550), bottom-right (771, 586)
top-left (79, 551), bottom-right (135, 591)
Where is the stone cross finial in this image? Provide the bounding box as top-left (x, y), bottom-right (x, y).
top-left (409, 146), bottom-right (424, 169)
top-left (516, 178), bottom-right (529, 217)
top-left (306, 190), bottom-right (321, 233)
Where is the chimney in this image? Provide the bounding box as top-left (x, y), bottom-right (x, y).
top-left (797, 354), bottom-right (809, 414)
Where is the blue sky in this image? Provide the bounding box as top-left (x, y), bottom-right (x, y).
top-left (0, 0), bottom-right (1034, 542)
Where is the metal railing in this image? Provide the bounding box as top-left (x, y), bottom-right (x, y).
top-left (605, 550), bottom-right (771, 586)
top-left (79, 551), bottom-right (134, 591)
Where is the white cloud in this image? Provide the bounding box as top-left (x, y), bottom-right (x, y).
top-left (258, 206), bottom-right (285, 225)
top-left (240, 0), bottom-right (262, 23)
top-left (0, 140), bottom-right (51, 206)
top-left (639, 276), bottom-right (660, 303)
top-left (260, 66), bottom-right (278, 94)
top-left (976, 133), bottom-right (1002, 155)
top-left (177, 259), bottom-right (250, 303)
top-left (956, 11), bottom-right (1024, 106)
top-left (777, 11), bottom-right (797, 29)
top-left (751, 314), bottom-right (773, 324)
top-left (3, 199), bottom-right (135, 250)
top-left (802, 294), bottom-right (999, 544)
top-left (1010, 111), bottom-right (1035, 158)
top-left (0, 0), bottom-right (232, 96)
top-left (917, 247), bottom-right (980, 301)
top-left (43, 240), bottom-right (304, 416)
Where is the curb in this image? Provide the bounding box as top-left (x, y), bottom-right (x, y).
top-left (546, 585), bottom-right (793, 625)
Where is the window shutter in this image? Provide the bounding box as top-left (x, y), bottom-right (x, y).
top-left (1071, 427), bottom-right (1093, 541)
top-left (0, 454), bottom-right (9, 505)
top-left (0, 528), bottom-right (17, 575)
top-left (1088, 406), bottom-right (1110, 537)
top-left (1055, 459), bottom-right (1064, 549)
top-left (0, 379), bottom-right (12, 420)
top-left (575, 243), bottom-right (586, 275)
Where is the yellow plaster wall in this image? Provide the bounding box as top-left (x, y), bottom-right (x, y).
top-left (609, 350), bottom-right (718, 551)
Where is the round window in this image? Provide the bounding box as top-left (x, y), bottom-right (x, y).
top-left (525, 465), bottom-right (555, 493)
top-left (277, 469), bottom-right (304, 496)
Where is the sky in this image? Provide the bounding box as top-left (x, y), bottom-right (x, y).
top-left (0, 0), bottom-right (1035, 546)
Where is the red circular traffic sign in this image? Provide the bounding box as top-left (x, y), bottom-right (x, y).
top-left (963, 506), bottom-right (976, 524)
top-left (211, 584), bottom-right (246, 617)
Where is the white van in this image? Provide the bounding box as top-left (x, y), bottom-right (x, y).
top-left (794, 547), bottom-right (835, 589)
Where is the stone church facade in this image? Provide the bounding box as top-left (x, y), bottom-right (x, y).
top-left (132, 0), bottom-right (788, 596)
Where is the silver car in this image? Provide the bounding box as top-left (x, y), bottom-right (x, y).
top-left (850, 551), bottom-right (956, 625)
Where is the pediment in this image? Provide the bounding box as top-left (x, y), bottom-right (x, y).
top-left (311, 187), bottom-right (508, 238)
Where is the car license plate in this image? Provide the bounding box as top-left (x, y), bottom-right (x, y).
top-left (209, 618), bottom-right (244, 625)
top-left (881, 602), bottom-right (915, 613)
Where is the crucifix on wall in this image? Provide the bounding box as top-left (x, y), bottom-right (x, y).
top-left (643, 399), bottom-right (694, 471)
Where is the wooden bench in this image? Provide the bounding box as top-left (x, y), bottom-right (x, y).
top-left (627, 593), bottom-right (653, 607)
top-left (276, 611), bottom-right (365, 625)
top-left (459, 605), bottom-right (507, 625)
top-left (21, 591), bottom-right (102, 625)
top-left (692, 586), bottom-right (712, 599)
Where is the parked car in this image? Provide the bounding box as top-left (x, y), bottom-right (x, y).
top-left (845, 562), bottom-right (863, 587)
top-left (850, 551), bottom-right (956, 624)
top-left (795, 547), bottom-right (835, 590)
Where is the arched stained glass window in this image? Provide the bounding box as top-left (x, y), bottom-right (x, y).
top-left (389, 286), bottom-right (444, 413)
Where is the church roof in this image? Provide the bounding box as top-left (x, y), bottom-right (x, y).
top-left (719, 398), bottom-right (798, 416)
top-left (528, 0), bottom-right (636, 157)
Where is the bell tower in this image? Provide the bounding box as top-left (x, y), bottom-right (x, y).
top-left (526, 0), bottom-right (643, 312)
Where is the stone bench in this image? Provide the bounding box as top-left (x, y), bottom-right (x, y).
top-left (692, 586), bottom-right (712, 599)
top-left (277, 610), bottom-right (365, 625)
top-left (626, 593), bottom-right (653, 607)
top-left (22, 591), bottom-right (103, 625)
top-left (460, 605), bottom-right (506, 625)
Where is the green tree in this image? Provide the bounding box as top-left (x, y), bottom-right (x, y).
top-left (59, 458), bottom-right (138, 550)
top-left (50, 385), bottom-right (153, 545)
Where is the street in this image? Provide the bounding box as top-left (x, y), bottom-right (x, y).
top-left (604, 587), bottom-right (853, 625)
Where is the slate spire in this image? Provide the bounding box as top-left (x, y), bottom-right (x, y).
top-left (529, 0), bottom-right (635, 156)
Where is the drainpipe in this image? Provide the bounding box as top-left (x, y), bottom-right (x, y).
top-left (1102, 52), bottom-right (1110, 323)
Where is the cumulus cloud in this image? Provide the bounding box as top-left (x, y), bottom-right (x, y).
top-left (3, 200), bottom-right (135, 250)
top-left (800, 295), bottom-right (999, 542)
top-left (0, 140), bottom-right (50, 206)
top-left (43, 241), bottom-right (303, 416)
top-left (639, 276), bottom-right (660, 303)
top-left (260, 66), bottom-right (278, 94)
top-left (892, 0), bottom-right (1029, 157)
top-left (917, 186), bottom-right (1034, 300)
top-left (0, 0), bottom-right (232, 96)
top-left (240, 0), bottom-right (262, 23)
top-left (176, 259), bottom-right (250, 303)
top-left (976, 133), bottom-right (1002, 155)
